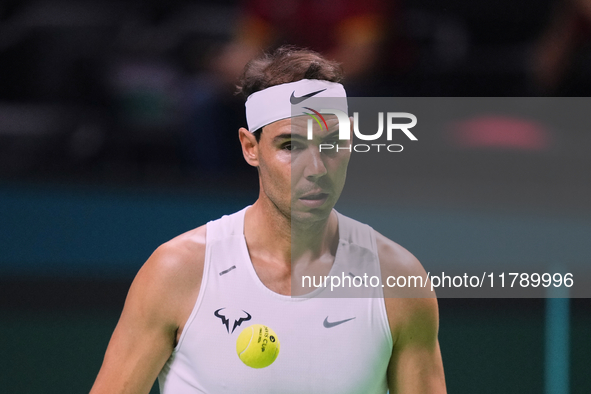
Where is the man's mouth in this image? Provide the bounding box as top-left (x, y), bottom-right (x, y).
top-left (300, 193), bottom-right (328, 200)
top-left (298, 193), bottom-right (329, 208)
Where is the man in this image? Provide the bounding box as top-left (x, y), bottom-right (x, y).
top-left (90, 47), bottom-right (446, 394)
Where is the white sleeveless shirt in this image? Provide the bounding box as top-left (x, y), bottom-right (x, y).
top-left (158, 207), bottom-right (393, 394)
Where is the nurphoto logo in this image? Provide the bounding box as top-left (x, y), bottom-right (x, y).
top-left (304, 108), bottom-right (418, 153)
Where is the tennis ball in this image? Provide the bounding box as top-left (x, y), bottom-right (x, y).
top-left (236, 324), bottom-right (280, 368)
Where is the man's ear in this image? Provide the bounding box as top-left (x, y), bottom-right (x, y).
top-left (239, 127), bottom-right (259, 167)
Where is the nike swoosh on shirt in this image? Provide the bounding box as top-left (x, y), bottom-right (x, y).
top-left (323, 316), bottom-right (356, 328)
top-left (290, 89), bottom-right (327, 104)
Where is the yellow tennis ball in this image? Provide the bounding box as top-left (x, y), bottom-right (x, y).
top-left (236, 324), bottom-right (280, 368)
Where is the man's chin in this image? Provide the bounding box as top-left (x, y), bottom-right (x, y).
top-left (290, 202), bottom-right (333, 225)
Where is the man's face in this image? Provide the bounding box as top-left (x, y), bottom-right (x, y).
top-left (256, 115), bottom-right (352, 224)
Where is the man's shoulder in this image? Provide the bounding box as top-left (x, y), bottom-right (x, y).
top-left (374, 230), bottom-right (423, 277)
top-left (149, 225), bottom-right (207, 274)
top-left (164, 225), bottom-right (207, 254)
top-left (374, 229), bottom-right (436, 301)
top-left (134, 224), bottom-right (207, 298)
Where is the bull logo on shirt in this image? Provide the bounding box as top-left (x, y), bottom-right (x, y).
top-left (214, 308), bottom-right (252, 334)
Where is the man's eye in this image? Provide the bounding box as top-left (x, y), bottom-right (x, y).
top-left (325, 138), bottom-right (343, 146)
top-left (282, 142), bottom-right (303, 151)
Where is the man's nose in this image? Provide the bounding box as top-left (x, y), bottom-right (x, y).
top-left (303, 147), bottom-right (328, 180)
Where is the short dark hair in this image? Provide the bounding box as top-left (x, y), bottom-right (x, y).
top-left (237, 45), bottom-right (343, 99)
top-left (252, 128), bottom-right (262, 142)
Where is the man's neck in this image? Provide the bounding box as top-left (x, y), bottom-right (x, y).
top-left (290, 213), bottom-right (338, 262)
top-left (243, 199), bottom-right (338, 267)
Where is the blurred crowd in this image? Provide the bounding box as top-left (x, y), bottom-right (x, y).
top-left (0, 0), bottom-right (590, 184)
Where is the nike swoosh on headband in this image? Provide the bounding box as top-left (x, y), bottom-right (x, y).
top-left (290, 88), bottom-right (327, 104)
top-left (245, 80), bottom-right (346, 132)
top-left (323, 316), bottom-right (356, 328)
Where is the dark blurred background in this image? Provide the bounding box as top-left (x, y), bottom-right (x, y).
top-left (0, 0), bottom-right (590, 393)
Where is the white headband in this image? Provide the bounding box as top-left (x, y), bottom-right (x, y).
top-left (245, 79), bottom-right (348, 132)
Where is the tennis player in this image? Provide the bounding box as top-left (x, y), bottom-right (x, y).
top-left (90, 46), bottom-right (446, 394)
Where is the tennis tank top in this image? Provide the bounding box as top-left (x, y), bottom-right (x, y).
top-left (158, 207), bottom-right (393, 394)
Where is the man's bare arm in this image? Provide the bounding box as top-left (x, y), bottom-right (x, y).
top-left (386, 297), bottom-right (446, 393)
top-left (89, 226), bottom-right (205, 394)
top-left (376, 232), bottom-right (446, 394)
